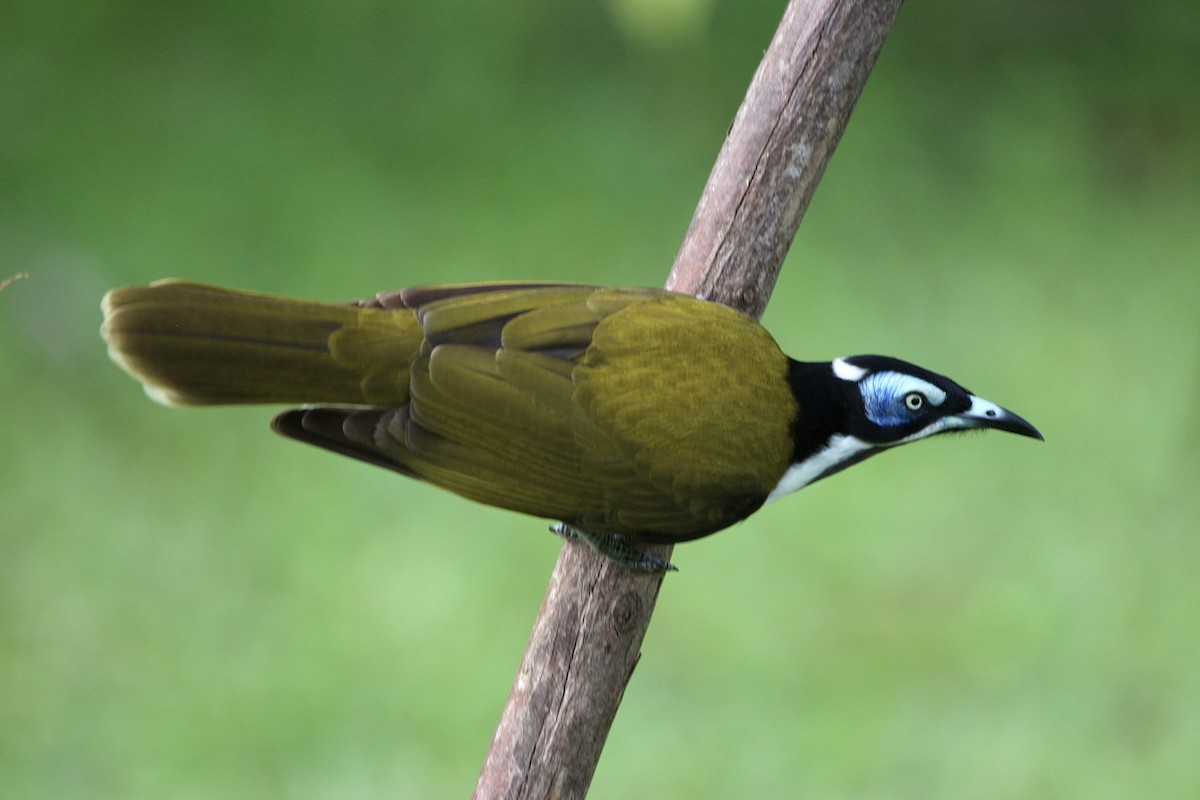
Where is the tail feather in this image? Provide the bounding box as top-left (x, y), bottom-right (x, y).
top-left (101, 281), bottom-right (422, 406)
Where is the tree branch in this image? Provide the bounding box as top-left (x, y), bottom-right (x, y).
top-left (473, 2), bottom-right (903, 797)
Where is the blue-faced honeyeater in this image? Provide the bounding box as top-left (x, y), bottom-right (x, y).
top-left (101, 281), bottom-right (1042, 571)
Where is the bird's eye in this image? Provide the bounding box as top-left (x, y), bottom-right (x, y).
top-left (904, 392), bottom-right (925, 411)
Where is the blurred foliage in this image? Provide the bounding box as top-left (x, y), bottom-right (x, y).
top-left (2, 1), bottom-right (1199, 798)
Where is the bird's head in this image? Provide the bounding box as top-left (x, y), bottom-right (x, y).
top-left (768, 355), bottom-right (1043, 503)
top-left (831, 354), bottom-right (1043, 445)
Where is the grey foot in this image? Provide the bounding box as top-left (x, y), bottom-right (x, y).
top-left (550, 523), bottom-right (677, 573)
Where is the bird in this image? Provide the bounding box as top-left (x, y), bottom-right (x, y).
top-left (101, 280), bottom-right (1042, 571)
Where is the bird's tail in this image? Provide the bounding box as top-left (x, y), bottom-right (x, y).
top-left (101, 281), bottom-right (424, 407)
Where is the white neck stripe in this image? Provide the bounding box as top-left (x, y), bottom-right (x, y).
top-left (764, 434), bottom-right (873, 504)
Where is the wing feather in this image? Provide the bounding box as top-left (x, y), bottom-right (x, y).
top-left (273, 282), bottom-right (794, 541)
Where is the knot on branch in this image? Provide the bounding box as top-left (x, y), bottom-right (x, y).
top-left (611, 590), bottom-right (644, 635)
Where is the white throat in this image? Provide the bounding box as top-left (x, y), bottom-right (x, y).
top-left (764, 434), bottom-right (874, 504)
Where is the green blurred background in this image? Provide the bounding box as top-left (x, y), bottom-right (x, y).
top-left (3, 1), bottom-right (1198, 797)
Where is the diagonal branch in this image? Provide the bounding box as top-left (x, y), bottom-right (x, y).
top-left (474, 2), bottom-right (903, 797)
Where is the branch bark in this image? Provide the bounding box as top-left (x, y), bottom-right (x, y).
top-left (474, 2), bottom-right (902, 797)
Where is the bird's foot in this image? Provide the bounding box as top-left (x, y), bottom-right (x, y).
top-left (550, 523), bottom-right (677, 573)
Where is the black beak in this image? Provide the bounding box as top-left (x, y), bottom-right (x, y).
top-left (955, 395), bottom-right (1044, 441)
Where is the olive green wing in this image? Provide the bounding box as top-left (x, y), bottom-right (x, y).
top-left (275, 283), bottom-right (796, 542)
top-left (275, 284), bottom-right (659, 525)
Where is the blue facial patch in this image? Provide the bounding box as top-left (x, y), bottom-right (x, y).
top-left (859, 371), bottom-right (946, 429)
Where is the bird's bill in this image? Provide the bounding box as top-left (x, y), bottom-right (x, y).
top-left (951, 395), bottom-right (1044, 440)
